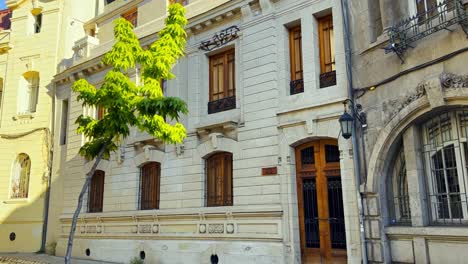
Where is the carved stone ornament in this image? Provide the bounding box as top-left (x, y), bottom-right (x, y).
top-left (199, 224), bottom-right (207, 234)
top-left (381, 82), bottom-right (426, 124)
top-left (440, 72), bottom-right (468, 88)
top-left (226, 223), bottom-right (234, 234)
top-left (208, 224), bottom-right (224, 234)
top-left (199, 26), bottom-right (240, 51)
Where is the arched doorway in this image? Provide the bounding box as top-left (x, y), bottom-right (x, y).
top-left (295, 139), bottom-right (347, 263)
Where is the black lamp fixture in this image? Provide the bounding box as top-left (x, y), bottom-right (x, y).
top-left (339, 99), bottom-right (367, 139)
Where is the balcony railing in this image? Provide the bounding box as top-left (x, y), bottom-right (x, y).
top-left (208, 96), bottom-right (236, 114)
top-left (386, 0), bottom-right (468, 61)
top-left (320, 71), bottom-right (336, 88)
top-left (290, 79), bottom-right (304, 95)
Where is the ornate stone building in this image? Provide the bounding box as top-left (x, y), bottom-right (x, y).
top-left (0, 0), bottom-right (94, 253)
top-left (49, 0), bottom-right (363, 263)
top-left (348, 0), bottom-right (468, 263)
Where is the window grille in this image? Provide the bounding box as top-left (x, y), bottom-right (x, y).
top-left (388, 145), bottom-right (411, 225)
top-left (423, 110), bottom-right (468, 224)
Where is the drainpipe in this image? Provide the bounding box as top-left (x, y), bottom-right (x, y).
top-left (340, 0), bottom-right (368, 263)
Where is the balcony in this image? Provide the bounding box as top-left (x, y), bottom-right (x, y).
top-left (386, 0), bottom-right (468, 60)
top-left (208, 96), bottom-right (236, 114)
top-left (290, 79), bottom-right (304, 95)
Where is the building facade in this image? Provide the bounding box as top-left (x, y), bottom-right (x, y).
top-left (348, 0), bottom-right (468, 263)
top-left (0, 0), bottom-right (95, 253)
top-left (50, 0), bottom-right (363, 263)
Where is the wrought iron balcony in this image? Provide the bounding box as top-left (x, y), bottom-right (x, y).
top-left (386, 0), bottom-right (468, 61)
top-left (290, 79), bottom-right (304, 95)
top-left (208, 96), bottom-right (236, 114)
top-left (320, 71), bottom-right (337, 88)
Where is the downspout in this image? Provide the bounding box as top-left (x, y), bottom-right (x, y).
top-left (340, 0), bottom-right (368, 263)
top-left (40, 0), bottom-right (64, 252)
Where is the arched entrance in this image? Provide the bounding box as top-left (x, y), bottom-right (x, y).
top-left (295, 139), bottom-right (347, 263)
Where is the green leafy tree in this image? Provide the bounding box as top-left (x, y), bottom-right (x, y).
top-left (64, 4), bottom-right (188, 263)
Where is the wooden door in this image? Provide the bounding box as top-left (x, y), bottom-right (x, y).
top-left (296, 140), bottom-right (347, 263)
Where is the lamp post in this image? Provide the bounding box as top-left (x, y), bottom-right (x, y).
top-left (339, 99), bottom-right (366, 139)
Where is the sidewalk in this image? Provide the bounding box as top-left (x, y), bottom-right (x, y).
top-left (0, 254), bottom-right (119, 264)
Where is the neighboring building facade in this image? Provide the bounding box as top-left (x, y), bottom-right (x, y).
top-left (0, 0), bottom-right (94, 253)
top-left (348, 0), bottom-right (468, 263)
top-left (50, 0), bottom-right (363, 263)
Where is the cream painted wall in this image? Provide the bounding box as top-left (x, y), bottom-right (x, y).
top-left (0, 0), bottom-right (95, 253)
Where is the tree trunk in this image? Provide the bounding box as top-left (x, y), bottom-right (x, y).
top-left (65, 146), bottom-right (107, 264)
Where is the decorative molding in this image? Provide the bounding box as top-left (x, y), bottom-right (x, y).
top-left (381, 83), bottom-right (426, 125)
top-left (199, 26), bottom-right (240, 51)
top-left (440, 72), bottom-right (468, 89)
top-left (208, 224), bottom-right (224, 234)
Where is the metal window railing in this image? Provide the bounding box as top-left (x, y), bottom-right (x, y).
top-left (386, 0), bottom-right (468, 61)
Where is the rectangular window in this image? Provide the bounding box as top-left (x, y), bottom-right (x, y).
top-left (171, 0), bottom-right (188, 5)
top-left (318, 15), bottom-right (336, 88)
top-left (105, 0), bottom-right (116, 5)
top-left (289, 26), bottom-right (304, 95)
top-left (416, 0), bottom-right (438, 23)
top-left (206, 152), bottom-right (233, 207)
top-left (140, 162), bottom-right (161, 210)
top-left (88, 170), bottom-right (105, 213)
top-left (208, 49), bottom-right (236, 114)
top-left (34, 13), bottom-right (42, 34)
top-left (60, 99), bottom-right (69, 145)
top-left (97, 106), bottom-right (105, 120)
top-left (122, 8), bottom-right (138, 28)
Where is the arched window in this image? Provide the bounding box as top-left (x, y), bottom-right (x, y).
top-left (387, 145), bottom-right (411, 225)
top-left (10, 154), bottom-right (31, 199)
top-left (140, 162), bottom-right (161, 210)
top-left (423, 110), bottom-right (468, 224)
top-left (18, 72), bottom-right (39, 114)
top-left (88, 170), bottom-right (105, 213)
top-left (206, 152), bottom-right (233, 207)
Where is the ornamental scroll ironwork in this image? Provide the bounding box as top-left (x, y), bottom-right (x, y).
top-left (385, 0), bottom-right (468, 62)
top-left (199, 26), bottom-right (240, 51)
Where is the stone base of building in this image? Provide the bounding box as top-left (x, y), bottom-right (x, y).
top-left (55, 238), bottom-right (285, 264)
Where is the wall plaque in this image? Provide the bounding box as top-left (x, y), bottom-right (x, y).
top-left (262, 167), bottom-right (277, 176)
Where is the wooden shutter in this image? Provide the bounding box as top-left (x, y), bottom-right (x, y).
top-left (171, 0), bottom-right (188, 5)
top-left (89, 170), bottom-right (105, 213)
top-left (209, 49), bottom-right (235, 102)
top-left (289, 26), bottom-right (303, 82)
top-left (140, 162), bottom-right (161, 210)
top-left (122, 8), bottom-right (138, 27)
top-left (206, 152), bottom-right (233, 207)
top-left (318, 15), bottom-right (335, 74)
top-left (97, 106), bottom-right (105, 120)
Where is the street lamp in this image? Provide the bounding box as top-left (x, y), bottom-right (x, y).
top-left (339, 99), bottom-right (366, 139)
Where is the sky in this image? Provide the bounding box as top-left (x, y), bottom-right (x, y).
top-left (0, 0), bottom-right (6, 10)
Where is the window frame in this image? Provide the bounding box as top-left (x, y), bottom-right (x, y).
top-left (422, 110), bottom-right (468, 224)
top-left (208, 48), bottom-right (236, 114)
top-left (139, 162), bottom-right (161, 210)
top-left (122, 8), bottom-right (138, 28)
top-left (317, 14), bottom-right (336, 88)
top-left (9, 154), bottom-right (31, 199)
top-left (205, 152), bottom-right (233, 207)
top-left (288, 25), bottom-right (304, 95)
top-left (34, 13), bottom-right (42, 34)
top-left (60, 99), bottom-right (69, 145)
top-left (88, 170), bottom-right (105, 213)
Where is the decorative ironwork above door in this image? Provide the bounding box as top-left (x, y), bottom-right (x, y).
top-left (199, 26), bottom-right (240, 51)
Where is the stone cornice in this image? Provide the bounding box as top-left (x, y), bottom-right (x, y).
top-left (59, 205), bottom-right (282, 221)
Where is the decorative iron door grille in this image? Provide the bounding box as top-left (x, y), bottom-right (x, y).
top-left (302, 178), bottom-right (320, 248)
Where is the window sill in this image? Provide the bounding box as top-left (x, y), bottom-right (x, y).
top-left (13, 113), bottom-right (35, 121)
top-left (3, 198), bottom-right (29, 204)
